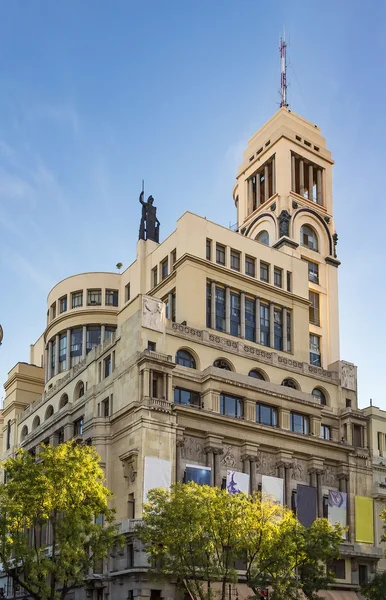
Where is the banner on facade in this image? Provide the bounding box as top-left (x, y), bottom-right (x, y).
top-left (355, 496), bottom-right (374, 543)
top-left (185, 464), bottom-right (212, 486)
top-left (226, 470), bottom-right (250, 494)
top-left (261, 475), bottom-right (284, 505)
top-left (297, 484), bottom-right (317, 527)
top-left (328, 490), bottom-right (347, 537)
top-left (143, 457), bottom-right (172, 503)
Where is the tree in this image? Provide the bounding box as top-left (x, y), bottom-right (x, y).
top-left (0, 442), bottom-right (120, 600)
top-left (361, 572), bottom-right (386, 600)
top-left (137, 483), bottom-right (342, 600)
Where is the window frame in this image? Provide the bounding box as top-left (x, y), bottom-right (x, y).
top-left (161, 258), bottom-right (168, 280)
top-left (260, 262), bottom-right (269, 283)
top-left (59, 296), bottom-right (67, 314)
top-left (274, 267), bottom-right (283, 288)
top-left (230, 249), bottom-right (241, 272)
top-left (309, 291), bottom-right (320, 325)
top-left (206, 239), bottom-right (212, 261)
top-left (290, 412), bottom-right (309, 435)
top-left (307, 261), bottom-right (319, 284)
top-left (245, 255), bottom-right (256, 277)
top-left (175, 350), bottom-right (196, 369)
top-left (256, 403), bottom-right (277, 427)
top-left (301, 225), bottom-right (318, 251)
top-left (174, 387), bottom-right (200, 407)
top-left (220, 393), bottom-right (243, 418)
top-left (105, 289), bottom-right (119, 307)
top-left (87, 289), bottom-right (102, 306)
top-left (309, 334), bottom-right (321, 366)
top-left (216, 243), bottom-right (226, 266)
top-left (321, 424), bottom-right (331, 440)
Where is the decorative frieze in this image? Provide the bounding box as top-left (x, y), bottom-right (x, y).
top-left (256, 451), bottom-right (277, 476)
top-left (182, 435), bottom-right (205, 462)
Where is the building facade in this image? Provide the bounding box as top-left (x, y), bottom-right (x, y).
top-left (1, 107), bottom-right (385, 600)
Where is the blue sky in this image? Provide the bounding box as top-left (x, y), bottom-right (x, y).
top-left (0, 0), bottom-right (385, 408)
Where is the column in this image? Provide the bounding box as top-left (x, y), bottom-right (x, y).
top-left (250, 459), bottom-right (257, 494)
top-left (82, 325), bottom-right (87, 359)
top-left (143, 368), bottom-right (150, 397)
top-left (316, 471), bottom-right (324, 518)
top-left (269, 302), bottom-right (275, 348)
top-left (240, 292), bottom-right (246, 339)
top-left (162, 373), bottom-right (167, 399)
top-left (168, 291), bottom-right (173, 319)
top-left (272, 156), bottom-right (276, 195)
top-left (255, 297), bottom-right (260, 344)
top-left (45, 347), bottom-right (49, 381)
top-left (206, 450), bottom-right (214, 486)
top-left (248, 178), bottom-right (253, 214)
top-left (211, 281), bottom-right (216, 329)
top-left (309, 164), bottom-right (314, 201)
top-left (284, 464), bottom-right (292, 509)
top-left (66, 329), bottom-right (71, 370)
top-left (167, 373), bottom-right (173, 402)
top-left (176, 441), bottom-right (184, 483)
top-left (149, 370), bottom-right (153, 398)
top-left (54, 334), bottom-right (59, 376)
top-left (256, 172), bottom-right (261, 206)
top-left (309, 469), bottom-right (317, 488)
top-left (338, 474), bottom-right (348, 494)
top-left (291, 154), bottom-right (296, 191)
top-left (317, 169), bottom-right (323, 205)
top-left (264, 164), bottom-right (269, 202)
top-left (225, 286), bottom-right (231, 334)
top-left (49, 432), bottom-right (59, 447)
top-left (299, 159), bottom-right (304, 196)
top-left (47, 341), bottom-right (53, 380)
top-left (101, 324), bottom-right (105, 344)
top-left (242, 456), bottom-right (251, 476)
top-left (282, 308), bottom-right (288, 352)
top-left (214, 450), bottom-right (223, 487)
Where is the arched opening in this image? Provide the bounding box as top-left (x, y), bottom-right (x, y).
top-left (312, 388), bottom-right (327, 406)
top-left (20, 425), bottom-right (28, 442)
top-left (282, 378), bottom-right (299, 390)
top-left (32, 416), bottom-right (41, 431)
top-left (213, 358), bottom-right (233, 371)
top-left (74, 381), bottom-right (85, 401)
top-left (175, 349), bottom-right (196, 369)
top-left (300, 224), bottom-right (318, 251)
top-left (256, 230), bottom-right (270, 246)
top-left (59, 394), bottom-right (69, 409)
top-left (248, 369), bottom-right (266, 381)
top-left (45, 405), bottom-right (54, 420)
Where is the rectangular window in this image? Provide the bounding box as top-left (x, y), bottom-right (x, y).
top-left (274, 307), bottom-right (283, 351)
top-left (230, 292), bottom-right (240, 336)
top-left (57, 428), bottom-right (64, 445)
top-left (73, 417), bottom-right (84, 436)
top-left (87, 289), bottom-right (101, 306)
top-left (102, 398), bottom-right (109, 417)
top-left (309, 334), bottom-right (321, 366)
top-left (359, 565), bottom-right (368, 586)
top-left (125, 283), bottom-right (131, 302)
top-left (206, 282), bottom-right (212, 328)
top-left (287, 271), bottom-right (292, 292)
top-left (104, 355), bottom-right (112, 378)
top-left (230, 249), bottom-right (240, 271)
top-left (260, 303), bottom-right (270, 346)
top-left (321, 425), bottom-right (331, 440)
top-left (86, 326), bottom-right (101, 353)
top-left (106, 289), bottom-right (119, 307)
top-left (308, 261), bottom-right (319, 284)
top-left (165, 292), bottom-right (176, 322)
top-left (256, 403), bottom-right (277, 427)
top-left (245, 255), bottom-right (255, 277)
top-left (161, 258), bottom-right (168, 280)
top-left (309, 291), bottom-right (320, 325)
top-left (70, 328), bottom-right (82, 365)
top-left (287, 310), bottom-right (291, 352)
top-left (51, 341), bottom-right (56, 374)
top-left (174, 388), bottom-right (200, 407)
top-left (353, 424), bottom-right (364, 448)
top-left (215, 287), bottom-right (226, 332)
top-left (127, 544), bottom-right (134, 569)
top-left (152, 267), bottom-right (158, 287)
top-left (290, 412), bottom-right (309, 435)
top-left (216, 243), bottom-right (226, 266)
top-left (59, 334), bottom-right (67, 372)
top-left (245, 297), bottom-right (256, 342)
top-left (220, 394), bottom-right (243, 418)
top-left (59, 296), bottom-right (67, 314)
top-left (274, 267), bottom-right (282, 288)
top-left (260, 262), bottom-right (269, 283)
top-left (72, 291), bottom-right (83, 309)
top-left (104, 326), bottom-right (116, 341)
top-left (148, 341), bottom-right (156, 352)
top-left (327, 559), bottom-right (346, 580)
top-left (323, 495), bottom-right (329, 519)
top-left (206, 239), bottom-right (212, 261)
top-left (171, 249), bottom-right (177, 269)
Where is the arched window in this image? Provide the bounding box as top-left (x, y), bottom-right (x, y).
top-left (74, 381), bottom-right (85, 401)
top-left (6, 420), bottom-right (11, 450)
top-left (59, 394), bottom-right (69, 409)
top-left (32, 416), bottom-right (41, 431)
top-left (312, 388), bottom-right (326, 405)
top-left (256, 230), bottom-right (270, 246)
top-left (282, 378), bottom-right (299, 390)
top-left (45, 405), bottom-right (54, 420)
top-left (248, 369), bottom-right (266, 381)
top-left (21, 425), bottom-right (28, 442)
top-left (300, 225), bottom-right (318, 251)
top-left (176, 350), bottom-right (196, 369)
top-left (213, 359), bottom-right (232, 371)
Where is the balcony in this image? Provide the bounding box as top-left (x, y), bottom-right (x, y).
top-left (119, 518), bottom-right (142, 533)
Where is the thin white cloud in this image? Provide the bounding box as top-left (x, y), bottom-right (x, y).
top-left (1, 245), bottom-right (53, 292)
top-left (35, 103), bottom-right (81, 136)
top-left (0, 170), bottom-right (36, 206)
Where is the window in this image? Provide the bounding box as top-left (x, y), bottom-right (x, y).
top-left (6, 420), bottom-right (11, 450)
top-left (59, 394), bottom-right (69, 409)
top-left (274, 307), bottom-right (283, 351)
top-left (260, 262), bottom-right (269, 283)
top-left (51, 341), bottom-right (56, 375)
top-left (73, 417), bottom-right (84, 436)
top-left (20, 425), bottom-right (28, 442)
top-left (104, 355), bottom-right (112, 378)
top-left (86, 326), bottom-right (101, 353)
top-left (75, 381), bottom-right (84, 399)
top-left (321, 425), bottom-right (331, 440)
top-left (353, 424), bottom-right (364, 448)
top-left (165, 292), bottom-right (176, 322)
top-left (346, 398), bottom-right (352, 408)
top-left (309, 334), bottom-right (321, 366)
top-left (274, 267), bottom-right (282, 288)
top-left (176, 350), bottom-right (196, 369)
top-left (309, 291), bottom-right (320, 325)
top-left (249, 369), bottom-right (265, 380)
top-left (32, 416), bottom-right (40, 431)
top-left (206, 283), bottom-right (212, 328)
top-left (323, 495), bottom-right (329, 519)
top-left (290, 412), bottom-right (309, 435)
top-left (282, 378), bottom-right (298, 389)
top-left (171, 249), bottom-right (177, 269)
top-left (359, 565), bottom-right (368, 586)
top-left (245, 298), bottom-right (255, 342)
top-left (215, 287), bottom-right (226, 332)
top-left (45, 405), bottom-right (54, 420)
top-left (128, 493), bottom-right (135, 519)
top-left (127, 544), bottom-right (134, 569)
top-left (256, 403), bottom-right (277, 427)
top-left (87, 289), bottom-right (101, 306)
top-left (102, 398), bottom-right (110, 417)
top-left (59, 296), bottom-right (67, 313)
top-left (148, 341), bottom-right (156, 351)
top-left (57, 428), bottom-right (64, 444)
top-left (213, 359), bottom-right (232, 370)
top-left (104, 326), bottom-right (116, 341)
top-left (301, 225), bottom-right (318, 251)
top-left (230, 292), bottom-right (240, 336)
top-left (328, 559), bottom-right (346, 580)
top-left (106, 289), bottom-right (118, 307)
top-left (51, 303), bottom-right (56, 320)
top-left (256, 230), bottom-right (269, 246)
top-left (260, 303), bottom-right (270, 346)
top-left (312, 388), bottom-right (326, 405)
top-left (245, 255), bottom-right (255, 277)
top-left (230, 250), bottom-right (240, 271)
top-left (307, 261), bottom-right (319, 284)
top-left (161, 258), bottom-right (168, 280)
top-left (72, 291), bottom-right (83, 308)
top-left (216, 244), bottom-right (226, 265)
top-left (286, 271), bottom-right (292, 292)
top-left (286, 310), bottom-right (292, 352)
top-left (220, 394), bottom-right (243, 418)
top-left (206, 239), bottom-right (212, 261)
top-left (174, 388), bottom-right (200, 407)
top-left (59, 334), bottom-right (67, 372)
top-left (152, 267), bottom-right (158, 287)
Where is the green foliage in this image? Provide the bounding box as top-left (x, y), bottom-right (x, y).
top-left (0, 442), bottom-right (120, 600)
top-left (361, 572), bottom-right (386, 600)
top-left (137, 483), bottom-right (342, 600)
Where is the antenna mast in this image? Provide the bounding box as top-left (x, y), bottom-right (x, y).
top-left (280, 35), bottom-right (288, 108)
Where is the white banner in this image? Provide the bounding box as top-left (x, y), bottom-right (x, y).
top-left (226, 470), bottom-right (250, 494)
top-left (328, 490), bottom-right (347, 538)
top-left (143, 457), bottom-right (172, 503)
top-left (262, 475), bottom-right (284, 505)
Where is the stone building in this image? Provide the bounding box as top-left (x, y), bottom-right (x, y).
top-left (1, 107), bottom-right (385, 600)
